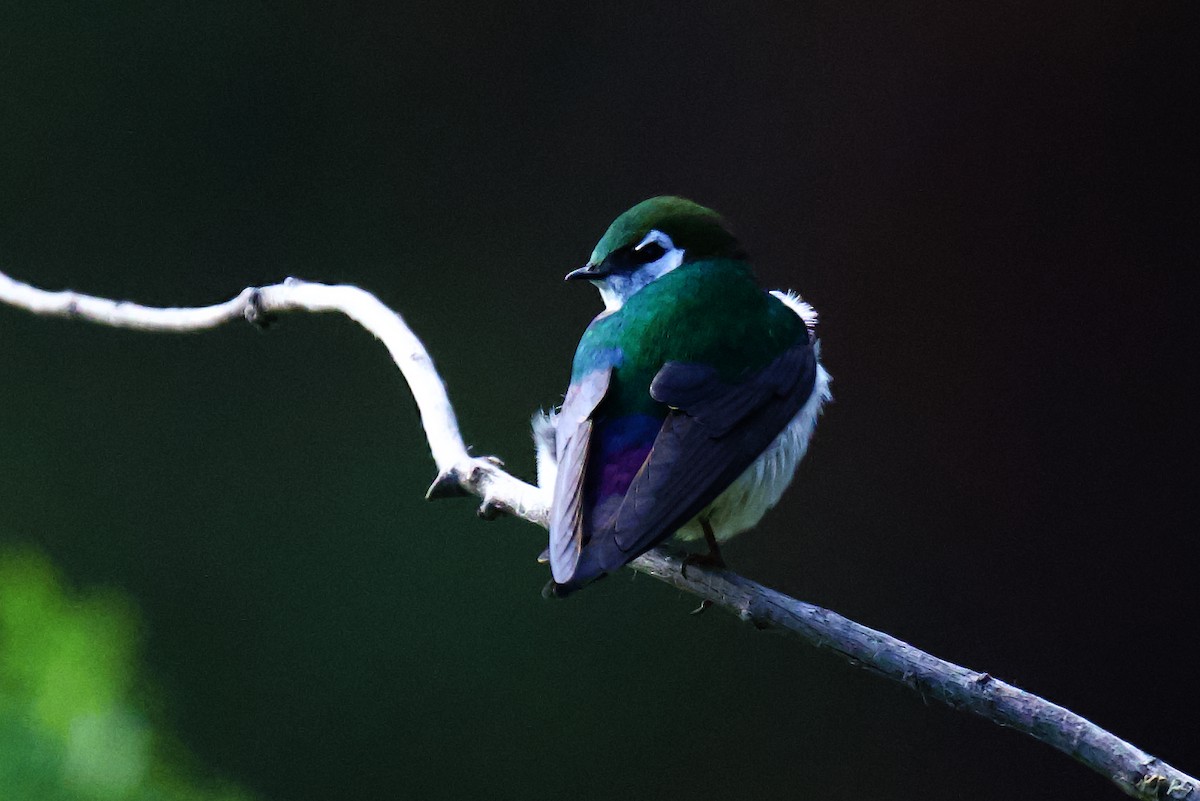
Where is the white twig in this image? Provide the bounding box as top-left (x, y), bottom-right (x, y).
top-left (0, 271), bottom-right (546, 524)
top-left (1, 268), bottom-right (1194, 799)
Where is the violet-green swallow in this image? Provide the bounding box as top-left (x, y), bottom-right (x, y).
top-left (533, 197), bottom-right (831, 596)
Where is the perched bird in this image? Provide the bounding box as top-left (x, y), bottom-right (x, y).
top-left (533, 197), bottom-right (830, 596)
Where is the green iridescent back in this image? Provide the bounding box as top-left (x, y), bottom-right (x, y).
top-left (572, 258), bottom-right (807, 416)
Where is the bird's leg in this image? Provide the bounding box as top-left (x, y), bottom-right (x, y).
top-left (685, 521), bottom-right (725, 614)
top-left (701, 520), bottom-right (725, 567)
top-left (681, 519), bottom-right (727, 581)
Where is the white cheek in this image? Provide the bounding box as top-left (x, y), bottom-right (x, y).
top-left (642, 247), bottom-right (684, 282)
top-left (596, 280), bottom-right (625, 312)
top-left (594, 231), bottom-right (685, 311)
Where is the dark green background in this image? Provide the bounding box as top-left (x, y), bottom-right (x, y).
top-left (1, 2), bottom-right (1195, 799)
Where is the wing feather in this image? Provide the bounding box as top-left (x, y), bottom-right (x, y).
top-left (548, 368), bottom-right (612, 583)
top-left (604, 343), bottom-right (817, 566)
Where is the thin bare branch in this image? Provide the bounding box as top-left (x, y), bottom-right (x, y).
top-left (1, 268), bottom-right (1194, 799)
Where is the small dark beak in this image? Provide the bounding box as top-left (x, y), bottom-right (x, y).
top-left (564, 263), bottom-right (609, 281)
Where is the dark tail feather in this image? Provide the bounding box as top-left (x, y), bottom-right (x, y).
top-left (541, 555), bottom-right (610, 598)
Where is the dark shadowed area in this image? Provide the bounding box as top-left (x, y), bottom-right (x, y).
top-left (1, 2), bottom-right (1196, 799)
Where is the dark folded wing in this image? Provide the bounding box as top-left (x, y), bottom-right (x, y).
top-left (601, 342), bottom-right (817, 569)
top-left (548, 367), bottom-right (612, 584)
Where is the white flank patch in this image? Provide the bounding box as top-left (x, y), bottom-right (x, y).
top-left (770, 288), bottom-right (819, 332)
top-left (531, 408), bottom-right (558, 503)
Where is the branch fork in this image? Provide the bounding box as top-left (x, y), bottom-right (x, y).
top-left (425, 455), bottom-right (515, 521)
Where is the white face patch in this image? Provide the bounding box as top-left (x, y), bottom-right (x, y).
top-left (595, 230), bottom-right (685, 312)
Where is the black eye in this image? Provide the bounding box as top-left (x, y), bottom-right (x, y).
top-left (630, 241), bottom-right (666, 265)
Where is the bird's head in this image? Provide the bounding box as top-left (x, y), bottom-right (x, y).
top-left (566, 196), bottom-right (745, 311)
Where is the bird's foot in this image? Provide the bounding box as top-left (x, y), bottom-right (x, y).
top-left (680, 549), bottom-right (727, 580)
top-left (680, 521), bottom-right (726, 580)
top-left (681, 546), bottom-right (724, 573)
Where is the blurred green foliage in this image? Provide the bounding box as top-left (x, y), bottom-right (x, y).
top-left (0, 546), bottom-right (253, 801)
